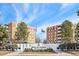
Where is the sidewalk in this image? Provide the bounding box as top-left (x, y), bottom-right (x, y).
top-left (5, 51), bottom-right (23, 56)
top-left (5, 51), bottom-right (73, 56)
top-left (4, 49), bottom-right (73, 56)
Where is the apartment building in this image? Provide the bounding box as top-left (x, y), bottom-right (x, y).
top-left (73, 24), bottom-right (79, 43)
top-left (8, 22), bottom-right (17, 42)
top-left (47, 25), bottom-right (62, 43)
top-left (47, 24), bottom-right (78, 43)
top-left (55, 25), bottom-right (62, 43)
top-left (8, 22), bottom-right (36, 44)
top-left (72, 24), bottom-right (77, 43)
top-left (47, 26), bottom-right (55, 43)
top-left (27, 26), bottom-right (36, 44)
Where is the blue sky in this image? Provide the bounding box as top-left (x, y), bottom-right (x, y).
top-left (0, 3), bottom-right (79, 41)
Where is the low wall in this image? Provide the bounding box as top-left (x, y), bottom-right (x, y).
top-left (16, 43), bottom-right (60, 51)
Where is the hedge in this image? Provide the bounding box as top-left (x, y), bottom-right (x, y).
top-left (24, 48), bottom-right (54, 52)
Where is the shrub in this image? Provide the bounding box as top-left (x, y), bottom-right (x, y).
top-left (46, 48), bottom-right (53, 52)
top-left (24, 48), bottom-right (33, 52)
top-left (57, 43), bottom-right (79, 51)
top-left (24, 48), bottom-right (54, 52)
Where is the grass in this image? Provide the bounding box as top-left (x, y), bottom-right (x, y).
top-left (0, 51), bottom-right (12, 56)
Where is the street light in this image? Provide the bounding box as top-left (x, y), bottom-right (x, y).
top-left (41, 29), bottom-right (45, 43)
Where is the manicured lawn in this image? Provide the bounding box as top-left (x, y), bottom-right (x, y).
top-left (0, 51), bottom-right (12, 56)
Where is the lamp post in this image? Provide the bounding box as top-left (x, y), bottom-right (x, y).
top-left (41, 29), bottom-right (45, 43)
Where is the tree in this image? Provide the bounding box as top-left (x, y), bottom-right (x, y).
top-left (15, 22), bottom-right (29, 42)
top-left (0, 24), bottom-right (9, 46)
top-left (15, 22), bottom-right (29, 50)
top-left (61, 20), bottom-right (73, 44)
top-left (76, 9), bottom-right (79, 16)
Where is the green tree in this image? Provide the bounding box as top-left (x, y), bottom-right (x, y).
top-left (76, 9), bottom-right (79, 16)
top-left (0, 24), bottom-right (9, 46)
top-left (61, 20), bottom-right (73, 44)
top-left (15, 22), bottom-right (29, 42)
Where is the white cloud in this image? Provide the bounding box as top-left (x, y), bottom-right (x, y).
top-left (12, 4), bottom-right (49, 24)
top-left (24, 8), bottom-right (39, 24)
top-left (0, 11), bottom-right (4, 23)
top-left (22, 4), bottom-right (39, 24)
top-left (24, 15), bottom-right (36, 24)
top-left (60, 4), bottom-right (69, 11)
top-left (23, 4), bottom-right (48, 24)
top-left (12, 4), bottom-right (23, 22)
top-left (24, 7), bottom-right (46, 24)
top-left (12, 4), bottom-right (31, 23)
top-left (58, 3), bottom-right (75, 17)
top-left (23, 3), bottom-right (30, 14)
top-left (60, 3), bottom-right (74, 11)
top-left (66, 13), bottom-right (79, 24)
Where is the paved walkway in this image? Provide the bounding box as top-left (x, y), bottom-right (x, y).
top-left (5, 51), bottom-right (23, 56)
top-left (4, 48), bottom-right (73, 56)
top-left (4, 51), bottom-right (73, 56)
top-left (55, 51), bottom-right (73, 56)
top-left (16, 53), bottom-right (73, 56)
top-left (53, 49), bottom-right (73, 56)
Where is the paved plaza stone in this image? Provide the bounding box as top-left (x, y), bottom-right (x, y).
top-left (4, 51), bottom-right (73, 56)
